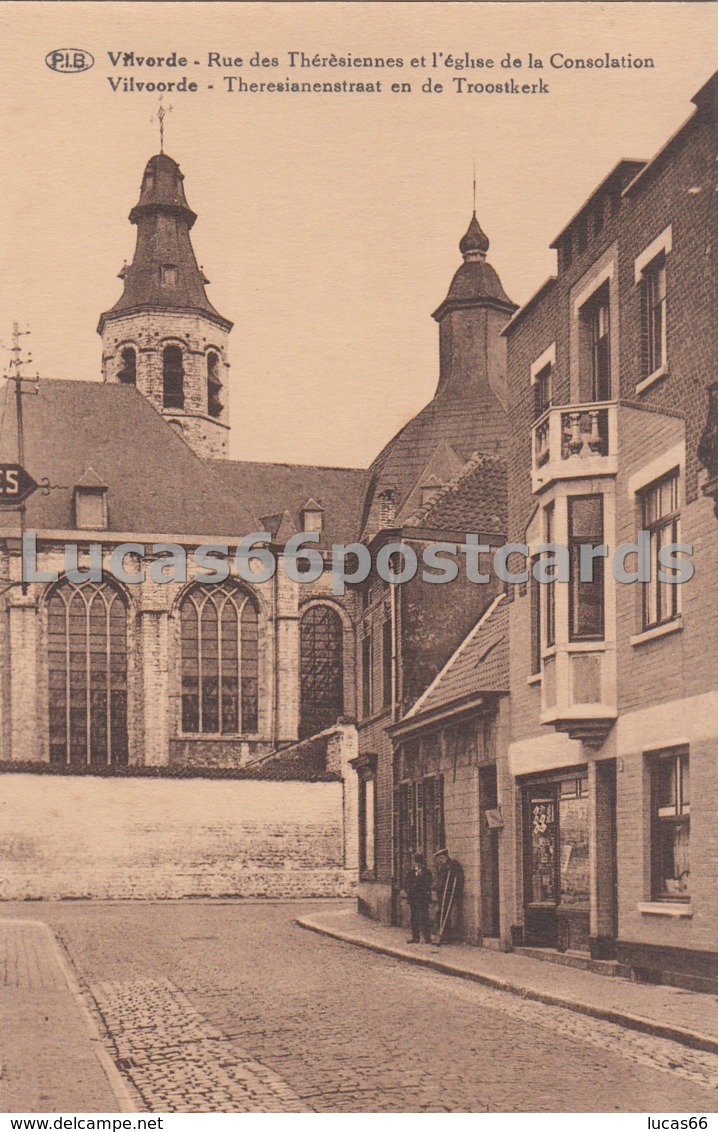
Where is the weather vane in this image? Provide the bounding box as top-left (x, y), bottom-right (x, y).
top-left (472, 158), bottom-right (477, 217)
top-left (151, 96), bottom-right (173, 154)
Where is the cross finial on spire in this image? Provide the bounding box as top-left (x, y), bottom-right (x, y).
top-left (472, 158), bottom-right (477, 217)
top-left (152, 97), bottom-right (173, 154)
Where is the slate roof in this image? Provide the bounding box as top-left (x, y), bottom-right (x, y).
top-left (0, 379), bottom-right (367, 544)
top-left (214, 459), bottom-right (367, 547)
top-left (99, 154), bottom-right (229, 330)
top-left (408, 451), bottom-right (507, 535)
top-left (0, 379), bottom-right (263, 537)
top-left (359, 390), bottom-right (507, 540)
top-left (401, 596), bottom-right (509, 724)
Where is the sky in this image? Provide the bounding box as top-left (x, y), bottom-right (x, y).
top-left (1, 2), bottom-right (716, 467)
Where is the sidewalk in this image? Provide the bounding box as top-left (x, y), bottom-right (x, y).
top-left (296, 907), bottom-right (718, 1057)
top-left (0, 919), bottom-right (135, 1113)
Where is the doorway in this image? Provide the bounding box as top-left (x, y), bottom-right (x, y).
top-left (522, 771), bottom-right (590, 951)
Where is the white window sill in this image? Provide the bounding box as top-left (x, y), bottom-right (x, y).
top-left (638, 901), bottom-right (692, 918)
top-left (635, 365), bottom-right (668, 395)
top-left (630, 616), bottom-right (683, 647)
top-left (527, 673), bottom-right (542, 687)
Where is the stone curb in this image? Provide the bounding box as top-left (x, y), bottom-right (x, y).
top-left (3, 919), bottom-right (138, 1113)
top-left (295, 914), bottom-right (718, 1059)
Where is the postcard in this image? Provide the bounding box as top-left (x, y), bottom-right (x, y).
top-left (1, 1), bottom-right (717, 1120)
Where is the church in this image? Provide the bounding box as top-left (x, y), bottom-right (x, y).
top-left (0, 144), bottom-right (509, 779)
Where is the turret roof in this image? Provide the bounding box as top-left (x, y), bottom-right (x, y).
top-left (98, 153), bottom-right (230, 331)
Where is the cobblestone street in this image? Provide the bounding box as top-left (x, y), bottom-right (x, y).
top-left (3, 902), bottom-right (718, 1113)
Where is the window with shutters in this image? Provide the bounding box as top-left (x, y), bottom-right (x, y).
top-left (180, 583), bottom-right (259, 734)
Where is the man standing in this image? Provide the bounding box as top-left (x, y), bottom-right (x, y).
top-left (403, 851), bottom-right (433, 943)
top-left (433, 847), bottom-right (464, 945)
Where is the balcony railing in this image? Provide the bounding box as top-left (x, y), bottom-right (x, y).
top-left (532, 401), bottom-right (617, 492)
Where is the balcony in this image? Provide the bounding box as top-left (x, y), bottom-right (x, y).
top-left (532, 401), bottom-right (617, 493)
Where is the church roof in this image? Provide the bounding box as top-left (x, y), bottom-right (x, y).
top-left (359, 388), bottom-right (507, 540)
top-left (213, 460), bottom-right (367, 548)
top-left (0, 380), bottom-right (257, 538)
top-left (99, 153), bottom-right (230, 331)
top-left (0, 378), bottom-right (366, 544)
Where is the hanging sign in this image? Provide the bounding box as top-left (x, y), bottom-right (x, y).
top-left (0, 464), bottom-right (39, 507)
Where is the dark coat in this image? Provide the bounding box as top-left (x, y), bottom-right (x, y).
top-left (436, 857), bottom-right (464, 903)
top-left (403, 865), bottom-right (433, 907)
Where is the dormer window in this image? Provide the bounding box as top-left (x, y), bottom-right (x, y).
top-left (301, 499), bottom-right (324, 534)
top-left (117, 346), bottom-right (136, 385)
top-left (421, 476), bottom-right (442, 509)
top-left (161, 264), bottom-right (178, 286)
top-left (73, 468), bottom-right (109, 531)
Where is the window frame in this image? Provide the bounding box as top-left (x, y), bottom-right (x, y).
top-left (544, 502), bottom-right (556, 650)
top-left (639, 469), bottom-right (680, 632)
top-left (162, 344), bottom-right (185, 410)
top-left (589, 286), bottom-right (611, 403)
top-left (642, 254), bottom-right (667, 380)
top-left (179, 583), bottom-right (259, 736)
top-left (650, 748), bottom-right (690, 902)
top-left (361, 631), bottom-right (372, 719)
top-left (634, 226), bottom-right (672, 393)
top-left (567, 494), bottom-right (605, 643)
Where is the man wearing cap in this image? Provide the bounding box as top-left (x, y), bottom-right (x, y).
top-left (433, 847), bottom-right (464, 945)
top-left (403, 851), bottom-right (434, 943)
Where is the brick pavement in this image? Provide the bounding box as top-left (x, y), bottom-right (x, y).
top-left (0, 920), bottom-right (131, 1113)
top-left (3, 901), bottom-right (716, 1113)
top-left (90, 977), bottom-right (309, 1112)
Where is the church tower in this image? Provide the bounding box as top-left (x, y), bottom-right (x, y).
top-left (98, 152), bottom-right (232, 459)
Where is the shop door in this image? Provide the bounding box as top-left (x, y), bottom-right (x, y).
top-left (523, 785), bottom-right (560, 947)
top-left (523, 775), bottom-right (591, 951)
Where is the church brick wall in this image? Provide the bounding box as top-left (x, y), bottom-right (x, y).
top-left (0, 775), bottom-right (352, 900)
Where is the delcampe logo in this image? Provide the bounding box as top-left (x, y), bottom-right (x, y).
top-left (45, 48), bottom-right (94, 73)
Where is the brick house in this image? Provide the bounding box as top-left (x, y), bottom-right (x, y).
top-left (350, 216), bottom-right (515, 925)
top-left (502, 72), bottom-right (718, 988)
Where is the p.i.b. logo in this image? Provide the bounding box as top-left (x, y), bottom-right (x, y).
top-left (45, 49), bottom-right (94, 74)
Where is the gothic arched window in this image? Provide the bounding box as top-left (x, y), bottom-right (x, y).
top-left (300, 604), bottom-right (344, 740)
top-left (180, 583), bottom-right (259, 734)
top-left (47, 580), bottom-right (128, 766)
top-left (118, 346), bottom-right (136, 385)
top-left (207, 351), bottom-right (223, 419)
top-left (163, 345), bottom-right (185, 409)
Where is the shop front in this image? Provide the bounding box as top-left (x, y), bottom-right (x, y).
top-left (522, 768), bottom-right (591, 952)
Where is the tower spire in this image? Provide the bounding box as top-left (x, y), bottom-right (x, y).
top-left (97, 150), bottom-right (233, 460)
